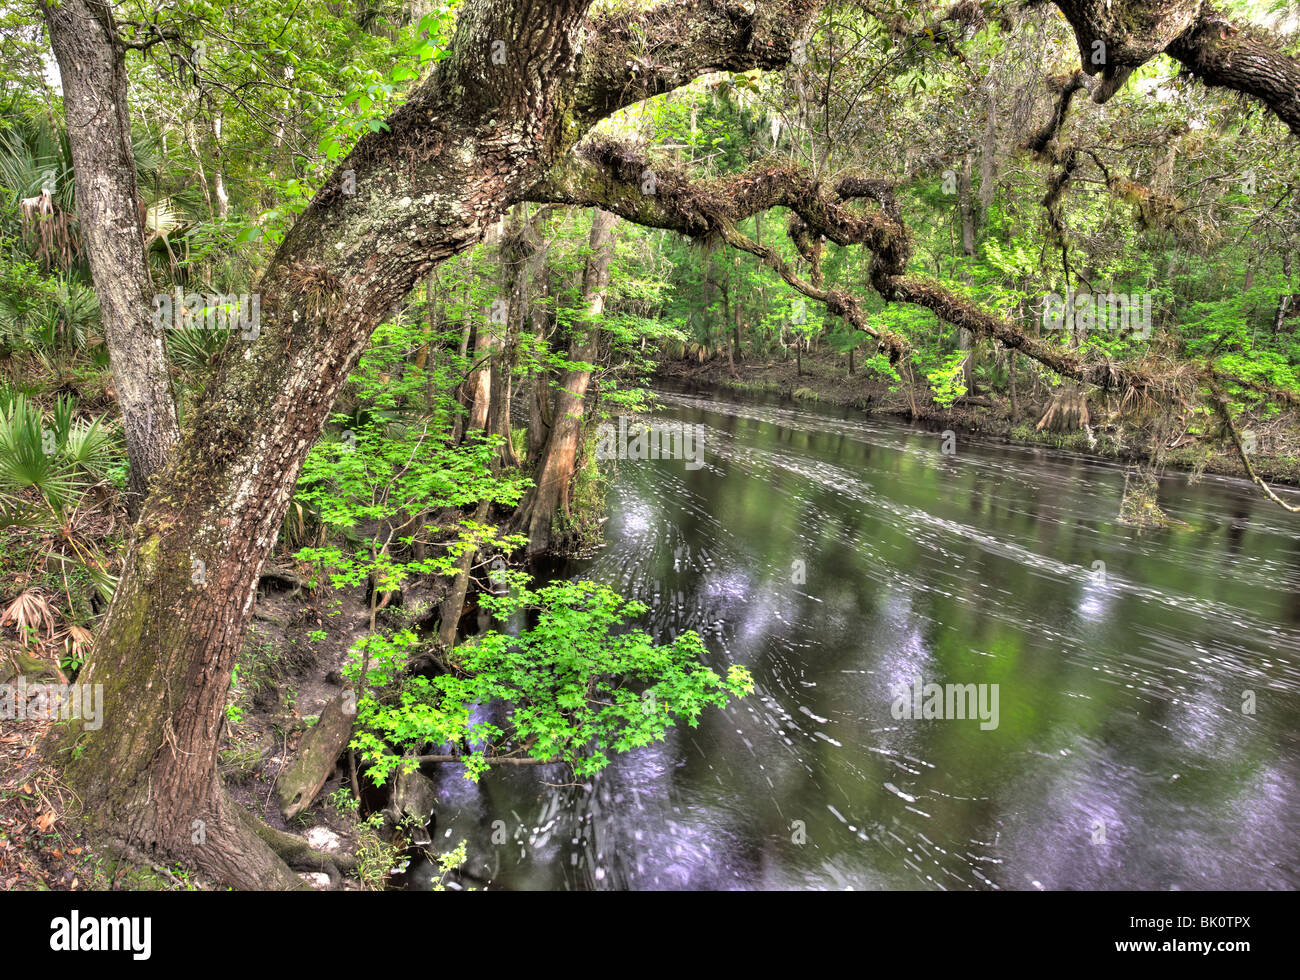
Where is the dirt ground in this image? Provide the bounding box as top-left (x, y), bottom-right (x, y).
top-left (0, 575), bottom-right (379, 892)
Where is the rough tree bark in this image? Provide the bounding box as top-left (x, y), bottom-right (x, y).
top-left (42, 0), bottom-right (181, 512)
top-left (1054, 0), bottom-right (1300, 134)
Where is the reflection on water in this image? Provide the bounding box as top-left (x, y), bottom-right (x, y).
top-left (421, 385), bottom-right (1300, 890)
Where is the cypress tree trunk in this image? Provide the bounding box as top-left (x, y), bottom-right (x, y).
top-left (512, 209), bottom-right (617, 554)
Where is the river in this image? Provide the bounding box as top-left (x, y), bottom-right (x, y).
top-left (418, 385), bottom-right (1300, 890)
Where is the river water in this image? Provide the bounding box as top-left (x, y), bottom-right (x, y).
top-left (421, 385), bottom-right (1300, 890)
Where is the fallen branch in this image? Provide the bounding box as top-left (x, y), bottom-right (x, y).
top-left (1210, 381), bottom-right (1300, 513)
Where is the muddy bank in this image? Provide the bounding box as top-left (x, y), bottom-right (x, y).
top-left (656, 353), bottom-right (1300, 488)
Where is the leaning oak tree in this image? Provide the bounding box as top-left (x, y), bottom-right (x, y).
top-left (52, 0), bottom-right (826, 889)
top-left (50, 0), bottom-right (1300, 888)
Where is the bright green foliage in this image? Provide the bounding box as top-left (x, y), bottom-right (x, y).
top-left (289, 311), bottom-right (751, 789)
top-left (294, 420), bottom-right (525, 586)
top-left (349, 580), bottom-right (754, 784)
top-left (292, 313), bottom-right (529, 589)
top-left (922, 352), bottom-right (969, 408)
top-left (428, 840), bottom-right (469, 892)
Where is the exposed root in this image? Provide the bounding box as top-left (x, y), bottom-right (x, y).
top-left (245, 812), bottom-right (356, 888)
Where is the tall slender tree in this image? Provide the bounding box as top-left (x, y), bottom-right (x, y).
top-left (41, 0), bottom-right (180, 512)
top-left (512, 208), bottom-right (617, 554)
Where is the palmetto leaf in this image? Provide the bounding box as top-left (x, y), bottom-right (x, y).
top-left (166, 323), bottom-right (230, 372)
top-left (145, 196), bottom-right (182, 237)
top-left (0, 492), bottom-right (51, 530)
top-left (0, 393), bottom-right (112, 512)
top-left (1, 587), bottom-right (57, 643)
top-left (0, 396), bottom-right (75, 507)
top-left (62, 417), bottom-right (116, 479)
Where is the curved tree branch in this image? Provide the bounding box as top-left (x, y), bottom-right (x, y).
top-left (525, 137), bottom-right (1297, 468)
top-left (1051, 0), bottom-right (1300, 135)
top-left (573, 0), bottom-right (824, 125)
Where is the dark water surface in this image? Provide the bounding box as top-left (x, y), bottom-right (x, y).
top-left (425, 386), bottom-right (1300, 890)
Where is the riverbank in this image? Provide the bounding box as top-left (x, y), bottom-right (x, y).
top-left (656, 352), bottom-right (1300, 488)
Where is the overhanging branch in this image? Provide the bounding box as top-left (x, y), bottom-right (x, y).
top-left (524, 135), bottom-right (1300, 511)
top-left (523, 138), bottom-right (1165, 398)
top-left (574, 0), bottom-right (824, 125)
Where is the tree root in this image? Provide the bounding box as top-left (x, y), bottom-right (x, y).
top-left (1036, 385), bottom-right (1091, 433)
top-left (232, 798), bottom-right (357, 890)
top-left (78, 792), bottom-right (325, 891)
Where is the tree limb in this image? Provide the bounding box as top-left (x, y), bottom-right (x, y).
top-left (525, 135), bottom-right (1300, 512)
top-left (574, 0), bottom-right (825, 125)
top-left (1051, 0), bottom-right (1300, 135)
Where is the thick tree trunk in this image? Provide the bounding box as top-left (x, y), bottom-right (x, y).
top-left (512, 209), bottom-right (617, 555)
top-left (1036, 383), bottom-right (1090, 433)
top-left (42, 0), bottom-right (180, 512)
top-left (56, 0), bottom-right (603, 888)
top-left (1169, 14), bottom-right (1300, 135)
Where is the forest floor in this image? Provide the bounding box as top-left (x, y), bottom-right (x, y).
top-left (0, 580), bottom-right (380, 892)
top-left (657, 351), bottom-right (1300, 487)
top-left (0, 711), bottom-right (196, 891)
